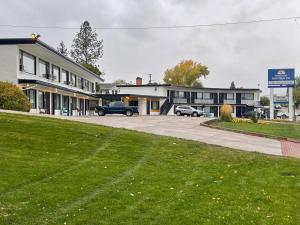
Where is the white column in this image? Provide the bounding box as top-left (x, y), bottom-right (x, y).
top-left (270, 88), bottom-right (274, 120)
top-left (288, 87), bottom-right (293, 121)
top-left (36, 90), bottom-right (39, 113)
top-left (49, 92), bottom-right (53, 115)
top-left (60, 94), bottom-right (63, 115)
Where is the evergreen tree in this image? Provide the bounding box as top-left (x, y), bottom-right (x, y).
top-left (57, 41), bottom-right (68, 56)
top-left (70, 21), bottom-right (103, 65)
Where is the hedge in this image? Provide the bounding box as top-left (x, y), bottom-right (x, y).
top-left (0, 81), bottom-right (31, 112)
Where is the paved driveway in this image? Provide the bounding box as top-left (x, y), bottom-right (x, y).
top-left (69, 115), bottom-right (283, 156)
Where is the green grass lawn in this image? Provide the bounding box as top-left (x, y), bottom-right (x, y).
top-left (0, 113), bottom-right (299, 225)
top-left (216, 121), bottom-right (300, 140)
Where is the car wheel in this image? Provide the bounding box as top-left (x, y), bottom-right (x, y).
top-left (98, 110), bottom-right (105, 116)
top-left (126, 110), bottom-right (133, 117)
top-left (192, 112), bottom-right (198, 117)
top-left (281, 115), bottom-right (287, 119)
top-left (176, 111), bottom-right (181, 116)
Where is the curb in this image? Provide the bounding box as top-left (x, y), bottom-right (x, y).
top-left (200, 120), bottom-right (300, 144)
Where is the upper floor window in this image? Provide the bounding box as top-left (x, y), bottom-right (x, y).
top-left (175, 91), bottom-right (185, 98)
top-left (19, 51), bottom-right (36, 75)
top-left (77, 77), bottom-right (83, 89)
top-left (203, 92), bottom-right (211, 99)
top-left (242, 93), bottom-right (254, 100)
top-left (69, 73), bottom-right (77, 87)
top-left (84, 79), bottom-right (90, 91)
top-left (61, 69), bottom-right (68, 85)
top-left (196, 92), bottom-right (203, 99)
top-left (52, 65), bottom-right (60, 82)
top-left (39, 59), bottom-right (50, 79)
top-left (226, 93), bottom-right (234, 100)
top-left (90, 82), bottom-right (95, 93)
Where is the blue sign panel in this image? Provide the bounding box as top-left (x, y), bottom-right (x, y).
top-left (268, 68), bottom-right (295, 88)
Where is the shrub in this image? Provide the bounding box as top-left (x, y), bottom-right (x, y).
top-left (0, 82), bottom-right (31, 112)
top-left (220, 104), bottom-right (233, 122)
top-left (250, 112), bottom-right (258, 123)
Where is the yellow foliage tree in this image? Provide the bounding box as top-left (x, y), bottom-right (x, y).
top-left (163, 60), bottom-right (209, 87)
top-left (220, 104), bottom-right (233, 122)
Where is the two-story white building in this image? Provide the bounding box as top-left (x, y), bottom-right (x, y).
top-left (98, 77), bottom-right (261, 117)
top-left (0, 38), bottom-right (103, 116)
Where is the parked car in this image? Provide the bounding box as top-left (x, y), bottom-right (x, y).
top-left (175, 106), bottom-right (203, 117)
top-left (96, 101), bottom-right (139, 116)
top-left (242, 111), bottom-right (265, 119)
top-left (276, 111), bottom-right (288, 119)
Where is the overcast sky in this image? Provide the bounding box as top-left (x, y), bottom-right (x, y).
top-left (1, 0), bottom-right (300, 95)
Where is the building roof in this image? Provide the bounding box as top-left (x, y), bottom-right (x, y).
top-left (0, 38), bottom-right (104, 82)
top-left (117, 83), bottom-right (261, 92)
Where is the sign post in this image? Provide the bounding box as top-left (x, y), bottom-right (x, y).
top-left (268, 68), bottom-right (295, 121)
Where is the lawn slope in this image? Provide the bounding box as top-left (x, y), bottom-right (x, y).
top-left (216, 121), bottom-right (300, 140)
top-left (0, 113), bottom-right (299, 225)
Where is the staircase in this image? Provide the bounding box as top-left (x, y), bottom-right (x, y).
top-left (160, 100), bottom-right (173, 115)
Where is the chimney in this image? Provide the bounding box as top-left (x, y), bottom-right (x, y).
top-left (136, 77), bottom-right (142, 85)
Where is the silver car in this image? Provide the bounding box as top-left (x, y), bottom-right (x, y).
top-left (175, 105), bottom-right (203, 117)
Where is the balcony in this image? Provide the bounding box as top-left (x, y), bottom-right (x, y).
top-left (173, 98), bottom-right (187, 104)
top-left (194, 99), bottom-right (214, 104)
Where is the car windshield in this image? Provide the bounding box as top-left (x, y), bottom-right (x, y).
top-left (109, 102), bottom-right (124, 107)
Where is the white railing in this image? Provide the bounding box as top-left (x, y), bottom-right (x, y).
top-left (194, 99), bottom-right (214, 104)
top-left (173, 98), bottom-right (187, 104)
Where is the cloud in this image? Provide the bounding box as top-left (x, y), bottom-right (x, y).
top-left (0, 0), bottom-right (300, 94)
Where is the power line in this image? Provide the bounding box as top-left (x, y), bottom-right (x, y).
top-left (0, 16), bottom-right (299, 30)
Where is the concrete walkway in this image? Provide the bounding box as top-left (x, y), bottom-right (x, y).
top-left (0, 110), bottom-right (289, 157)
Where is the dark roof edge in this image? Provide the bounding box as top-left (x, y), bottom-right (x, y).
top-left (0, 38), bottom-right (104, 82)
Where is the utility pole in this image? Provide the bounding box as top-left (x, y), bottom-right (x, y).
top-left (148, 73), bottom-right (152, 84)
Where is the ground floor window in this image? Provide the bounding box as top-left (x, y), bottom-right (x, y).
top-left (151, 101), bottom-right (160, 110)
top-left (71, 97), bottom-right (77, 110)
top-left (25, 89), bottom-right (36, 108)
top-left (62, 96), bottom-right (69, 111)
top-left (53, 93), bottom-right (61, 110)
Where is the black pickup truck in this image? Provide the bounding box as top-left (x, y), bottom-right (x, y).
top-left (95, 101), bottom-right (139, 116)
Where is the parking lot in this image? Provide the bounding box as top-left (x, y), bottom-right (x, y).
top-left (69, 115), bottom-right (282, 156)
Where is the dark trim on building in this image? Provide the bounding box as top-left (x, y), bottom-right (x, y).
top-left (117, 84), bottom-right (171, 87)
top-left (0, 38), bottom-right (104, 82)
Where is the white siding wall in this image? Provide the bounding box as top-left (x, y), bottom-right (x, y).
top-left (0, 45), bottom-right (18, 83)
top-left (119, 86), bottom-right (167, 97)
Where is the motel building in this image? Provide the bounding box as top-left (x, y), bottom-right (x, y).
top-left (0, 38), bottom-right (102, 116)
top-left (98, 77), bottom-right (261, 117)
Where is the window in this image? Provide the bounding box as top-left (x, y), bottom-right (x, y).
top-left (196, 92), bottom-right (203, 99)
top-left (52, 65), bottom-right (60, 82)
top-left (25, 89), bottom-right (36, 108)
top-left (69, 73), bottom-right (77, 87)
top-left (226, 93), bottom-right (234, 100)
top-left (71, 97), bottom-right (77, 110)
top-left (20, 51), bottom-right (36, 74)
top-left (151, 101), bottom-right (160, 110)
top-left (77, 77), bottom-right (83, 89)
top-left (203, 92), bottom-right (211, 99)
top-left (90, 82), bottom-right (95, 93)
top-left (109, 102), bottom-right (124, 107)
top-left (39, 59), bottom-right (50, 79)
top-left (175, 91), bottom-right (185, 98)
top-left (84, 79), bottom-right (90, 91)
top-left (61, 69), bottom-right (68, 84)
top-left (242, 93), bottom-right (254, 100)
top-left (53, 93), bottom-right (61, 110)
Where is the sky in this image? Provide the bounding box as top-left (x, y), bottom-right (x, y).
top-left (1, 0), bottom-right (300, 95)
